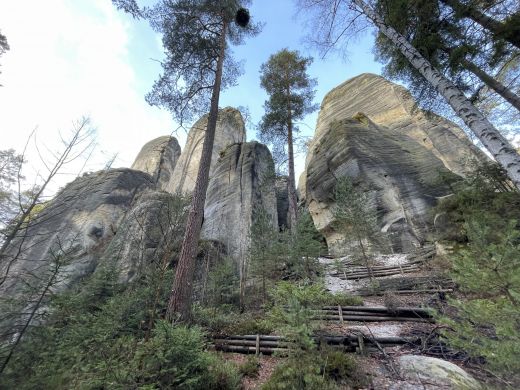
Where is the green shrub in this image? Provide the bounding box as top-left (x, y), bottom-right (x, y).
top-left (206, 257), bottom-right (240, 307)
top-left (268, 281), bottom-right (362, 308)
top-left (321, 349), bottom-right (367, 387)
top-left (434, 160), bottom-right (520, 378)
top-left (192, 304), bottom-right (242, 335)
top-left (263, 357), bottom-right (336, 390)
top-left (131, 321), bottom-right (217, 389)
top-left (438, 215), bottom-right (520, 375)
top-left (225, 316), bottom-right (275, 335)
top-left (238, 356), bottom-right (260, 378)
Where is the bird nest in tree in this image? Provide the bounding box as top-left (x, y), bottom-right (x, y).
top-left (235, 8), bottom-right (250, 27)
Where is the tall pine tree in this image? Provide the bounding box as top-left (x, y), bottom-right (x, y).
top-left (258, 49), bottom-right (317, 228)
top-left (114, 0), bottom-right (260, 321)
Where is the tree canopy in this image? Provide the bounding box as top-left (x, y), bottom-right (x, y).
top-left (259, 49), bottom-right (317, 227)
top-left (374, 0), bottom-right (520, 122)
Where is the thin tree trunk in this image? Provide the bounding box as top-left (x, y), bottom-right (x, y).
top-left (286, 86), bottom-right (298, 229)
top-left (0, 258), bottom-right (60, 374)
top-left (460, 57), bottom-right (520, 112)
top-left (354, 0), bottom-right (520, 190)
top-left (440, 0), bottom-right (520, 50)
top-left (166, 19), bottom-right (228, 322)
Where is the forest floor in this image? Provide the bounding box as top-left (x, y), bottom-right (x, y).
top-left (217, 246), bottom-right (504, 389)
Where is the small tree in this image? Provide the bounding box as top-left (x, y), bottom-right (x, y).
top-left (332, 177), bottom-right (379, 280)
top-left (285, 211), bottom-right (324, 280)
top-left (259, 49), bottom-right (317, 228)
top-left (0, 118), bottom-right (96, 288)
top-left (440, 214), bottom-right (520, 376)
top-left (248, 208), bottom-right (281, 303)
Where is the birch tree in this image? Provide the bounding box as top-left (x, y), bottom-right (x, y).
top-left (373, 0), bottom-right (520, 113)
top-left (297, 0), bottom-right (520, 190)
top-left (439, 0), bottom-right (520, 50)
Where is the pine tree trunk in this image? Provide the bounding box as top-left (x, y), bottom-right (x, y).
top-left (354, 0), bottom-right (520, 190)
top-left (440, 0), bottom-right (520, 50)
top-left (286, 85), bottom-right (298, 229)
top-left (460, 57), bottom-right (520, 112)
top-left (166, 19), bottom-right (227, 322)
top-left (287, 121), bottom-right (298, 229)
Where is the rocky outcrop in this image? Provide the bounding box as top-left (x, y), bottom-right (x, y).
top-left (131, 136), bottom-right (181, 191)
top-left (301, 74), bottom-right (482, 255)
top-left (311, 73), bottom-right (482, 177)
top-left (275, 176), bottom-right (289, 230)
top-left (0, 169), bottom-right (154, 294)
top-left (201, 142), bottom-right (278, 270)
top-left (102, 190), bottom-right (188, 283)
top-left (166, 107), bottom-right (246, 194)
top-left (305, 114), bottom-right (455, 254)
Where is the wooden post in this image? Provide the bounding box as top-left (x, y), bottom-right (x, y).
top-left (357, 334), bottom-right (366, 355)
top-left (338, 305), bottom-right (344, 324)
top-left (255, 334), bottom-right (260, 356)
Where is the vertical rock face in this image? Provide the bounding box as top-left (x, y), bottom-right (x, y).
top-left (0, 169), bottom-right (154, 294)
top-left (275, 176), bottom-right (290, 230)
top-left (166, 107), bottom-right (246, 194)
top-left (305, 114), bottom-right (454, 254)
top-left (131, 136), bottom-right (181, 191)
top-left (310, 73), bottom-right (481, 177)
top-left (302, 74), bottom-right (481, 255)
top-left (201, 142), bottom-right (278, 270)
top-left (102, 190), bottom-right (188, 284)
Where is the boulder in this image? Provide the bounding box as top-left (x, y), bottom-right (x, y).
top-left (166, 107), bottom-right (246, 194)
top-left (0, 168), bottom-right (154, 295)
top-left (305, 114), bottom-right (455, 254)
top-left (131, 136), bottom-right (181, 191)
top-left (395, 355), bottom-right (482, 389)
top-left (201, 142), bottom-right (278, 271)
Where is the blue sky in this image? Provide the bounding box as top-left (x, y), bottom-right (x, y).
top-left (0, 0), bottom-right (381, 190)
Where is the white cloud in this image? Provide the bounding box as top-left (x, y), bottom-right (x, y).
top-left (0, 0), bottom-right (177, 190)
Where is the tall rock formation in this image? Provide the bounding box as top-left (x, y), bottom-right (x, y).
top-left (302, 74), bottom-right (481, 254)
top-left (166, 107), bottom-right (246, 194)
top-left (103, 190), bottom-right (188, 283)
top-left (0, 169), bottom-right (154, 295)
top-left (131, 136), bottom-right (181, 191)
top-left (309, 73), bottom-right (481, 178)
top-left (201, 142), bottom-right (278, 270)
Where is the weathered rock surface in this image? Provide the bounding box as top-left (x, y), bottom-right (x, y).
top-left (102, 190), bottom-right (187, 283)
top-left (201, 142), bottom-right (278, 269)
top-left (166, 107), bottom-right (246, 194)
top-left (393, 355), bottom-right (482, 389)
top-left (301, 74), bottom-right (482, 254)
top-left (305, 114), bottom-right (456, 254)
top-left (0, 169), bottom-right (154, 294)
top-left (310, 73), bottom-right (482, 177)
top-left (275, 176), bottom-right (289, 229)
top-left (131, 136), bottom-right (181, 191)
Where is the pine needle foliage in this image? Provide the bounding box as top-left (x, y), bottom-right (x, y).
top-left (0, 264), bottom-right (241, 389)
top-left (136, 0), bottom-right (260, 124)
top-left (435, 160), bottom-right (520, 377)
top-left (332, 177), bottom-right (384, 264)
